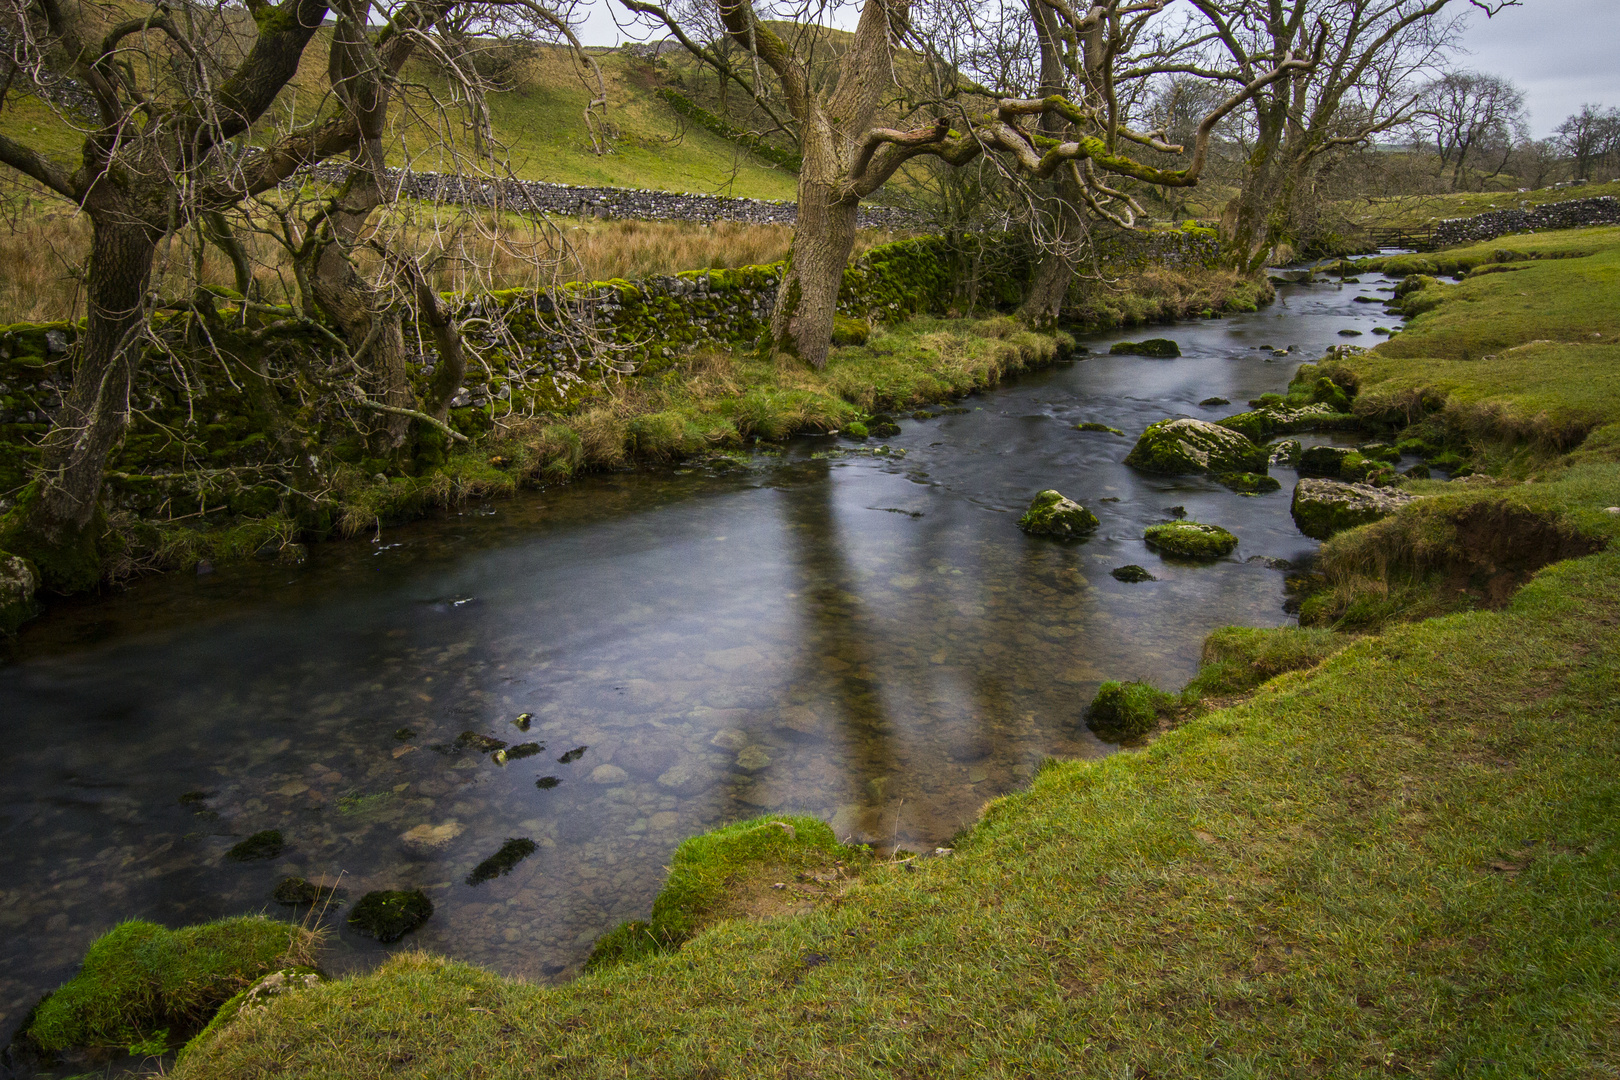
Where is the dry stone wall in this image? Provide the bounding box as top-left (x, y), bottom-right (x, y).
top-left (298, 160), bottom-right (921, 230)
top-left (1433, 196), bottom-right (1620, 248)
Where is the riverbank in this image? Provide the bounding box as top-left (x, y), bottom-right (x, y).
top-left (166, 228), bottom-right (1620, 1077)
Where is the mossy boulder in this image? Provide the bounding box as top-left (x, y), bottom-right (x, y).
top-left (1144, 521), bottom-right (1239, 558)
top-left (1217, 402), bottom-right (1338, 443)
top-left (1289, 478), bottom-right (1423, 540)
top-left (178, 967), bottom-right (323, 1063)
top-left (1086, 681), bottom-right (1173, 741)
top-left (1125, 419), bottom-right (1269, 476)
top-left (25, 917), bottom-right (310, 1053)
top-left (347, 890), bottom-right (433, 942)
top-left (1076, 422), bottom-right (1124, 435)
top-left (1298, 445), bottom-right (1353, 477)
top-left (1017, 490), bottom-right (1100, 538)
top-left (0, 551), bottom-right (40, 634)
top-left (1109, 338), bottom-right (1181, 358)
top-left (1110, 564), bottom-right (1156, 583)
top-left (1217, 472), bottom-right (1282, 494)
top-left (831, 315), bottom-right (871, 346)
top-left (1267, 439), bottom-right (1302, 466)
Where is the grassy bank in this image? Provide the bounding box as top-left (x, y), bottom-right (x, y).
top-left (156, 230), bottom-right (1620, 1077)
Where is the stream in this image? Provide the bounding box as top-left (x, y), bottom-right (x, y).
top-left (0, 270), bottom-right (1409, 1037)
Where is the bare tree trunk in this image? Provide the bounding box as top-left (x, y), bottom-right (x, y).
top-left (1019, 180), bottom-right (1087, 329)
top-left (6, 213), bottom-right (156, 588)
top-left (769, 131), bottom-right (858, 370)
top-left (311, 160), bottom-right (413, 455)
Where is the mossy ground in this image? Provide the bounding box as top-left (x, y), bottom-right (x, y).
top-left (26, 917), bottom-right (314, 1054)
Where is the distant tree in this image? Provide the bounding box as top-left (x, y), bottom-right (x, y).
top-left (1556, 104), bottom-right (1620, 181)
top-left (1413, 70), bottom-right (1526, 189)
top-left (1183, 0), bottom-right (1519, 270)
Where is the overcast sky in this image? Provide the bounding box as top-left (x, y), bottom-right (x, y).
top-left (582, 0), bottom-right (1620, 138)
top-left (1456, 0), bottom-right (1620, 136)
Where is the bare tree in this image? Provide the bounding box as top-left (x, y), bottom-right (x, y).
top-left (1556, 103), bottom-right (1620, 182)
top-left (1182, 0), bottom-right (1517, 270)
top-left (1412, 69), bottom-right (1525, 189)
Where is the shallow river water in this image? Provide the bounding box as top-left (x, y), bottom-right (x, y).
top-left (0, 272), bottom-right (1405, 1034)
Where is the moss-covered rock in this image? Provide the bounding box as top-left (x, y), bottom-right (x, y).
top-left (1110, 564), bottom-right (1156, 582)
top-left (225, 830), bottom-right (283, 862)
top-left (0, 550), bottom-right (39, 634)
top-left (1217, 402), bottom-right (1338, 443)
top-left (831, 315), bottom-right (871, 346)
top-left (1124, 419), bottom-right (1269, 476)
top-left (1267, 439), bottom-right (1302, 466)
top-left (1298, 445), bottom-right (1353, 477)
top-left (1289, 478), bottom-right (1423, 540)
top-left (1076, 422), bottom-right (1124, 435)
top-left (1017, 490), bottom-right (1100, 538)
top-left (271, 878), bottom-right (342, 906)
top-left (1109, 338), bottom-right (1181, 358)
top-left (178, 967), bottom-right (323, 1063)
top-left (347, 890), bottom-right (433, 943)
top-left (466, 838), bottom-right (538, 885)
top-left (1086, 681), bottom-right (1173, 741)
top-left (1144, 520), bottom-right (1239, 558)
top-left (1217, 472), bottom-right (1282, 494)
top-left (25, 917), bottom-right (310, 1053)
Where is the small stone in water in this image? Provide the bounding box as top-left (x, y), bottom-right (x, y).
top-left (512, 712), bottom-right (533, 731)
top-left (1111, 565), bottom-right (1156, 583)
top-left (1164, 505), bottom-right (1188, 520)
top-left (456, 731), bottom-right (507, 753)
top-left (273, 876), bottom-right (343, 906)
top-left (557, 746), bottom-right (587, 764)
top-left (393, 727), bottom-right (415, 741)
top-left (535, 776), bottom-right (561, 790)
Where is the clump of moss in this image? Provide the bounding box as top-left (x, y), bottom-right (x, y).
top-left (1144, 521), bottom-right (1239, 558)
top-left (347, 890), bottom-right (433, 943)
top-left (1077, 422), bottom-right (1124, 435)
top-left (1125, 419), bottom-right (1269, 476)
top-left (26, 917), bottom-right (311, 1053)
top-left (1086, 681), bottom-right (1174, 741)
top-left (587, 816), bottom-right (858, 971)
top-left (864, 413), bottom-right (901, 437)
top-left (1217, 472), bottom-right (1281, 494)
top-left (1199, 396), bottom-right (1231, 408)
top-left (466, 838), bottom-right (538, 885)
top-left (1017, 490), bottom-right (1100, 538)
top-left (493, 742), bottom-right (542, 764)
top-left (225, 830), bottom-right (283, 862)
top-left (1110, 564), bottom-right (1156, 582)
top-left (1298, 445), bottom-right (1353, 476)
top-left (1109, 338), bottom-right (1181, 358)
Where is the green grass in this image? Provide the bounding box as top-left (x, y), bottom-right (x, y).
top-left (1349, 226), bottom-right (1620, 456)
top-left (27, 917), bottom-right (315, 1054)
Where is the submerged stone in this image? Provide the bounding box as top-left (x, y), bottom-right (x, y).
top-left (272, 877), bottom-right (343, 906)
top-left (347, 890), bottom-right (433, 942)
top-left (1076, 422), bottom-right (1124, 435)
top-left (226, 830), bottom-right (284, 862)
top-left (1290, 478), bottom-right (1422, 540)
top-left (455, 731), bottom-right (507, 753)
top-left (1109, 338), bottom-right (1181, 358)
top-left (1110, 565), bottom-right (1156, 583)
top-left (399, 820), bottom-right (464, 858)
top-left (589, 764), bottom-right (629, 784)
top-left (557, 745), bottom-right (588, 764)
top-left (1144, 521), bottom-right (1239, 559)
top-left (1125, 418), bottom-right (1269, 476)
top-left (1199, 397), bottom-right (1231, 408)
top-left (534, 776), bottom-right (561, 790)
top-left (1017, 490), bottom-right (1100, 538)
top-left (466, 838), bottom-right (538, 885)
